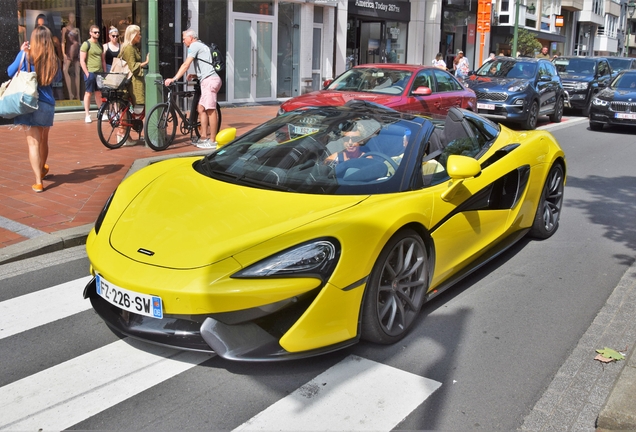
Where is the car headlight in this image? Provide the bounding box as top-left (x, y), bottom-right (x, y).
top-left (508, 82), bottom-right (529, 92)
top-left (573, 82), bottom-right (589, 90)
top-left (234, 238), bottom-right (340, 281)
top-left (94, 190), bottom-right (115, 235)
top-left (592, 97), bottom-right (609, 106)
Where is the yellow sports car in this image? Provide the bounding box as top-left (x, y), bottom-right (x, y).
top-left (84, 102), bottom-right (566, 361)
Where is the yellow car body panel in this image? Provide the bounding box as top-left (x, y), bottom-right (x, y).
top-left (279, 282), bottom-right (366, 352)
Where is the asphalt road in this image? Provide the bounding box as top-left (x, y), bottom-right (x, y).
top-left (1, 116), bottom-right (635, 431)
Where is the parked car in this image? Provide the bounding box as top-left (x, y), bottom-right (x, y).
top-left (589, 70), bottom-right (636, 131)
top-left (464, 57), bottom-right (565, 129)
top-left (607, 57), bottom-right (636, 78)
top-left (84, 102), bottom-right (566, 362)
top-left (553, 56), bottom-right (612, 116)
top-left (278, 64), bottom-right (476, 119)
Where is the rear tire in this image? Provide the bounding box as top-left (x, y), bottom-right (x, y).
top-left (528, 163), bottom-right (564, 239)
top-left (361, 229), bottom-right (428, 344)
top-left (97, 100), bottom-right (130, 149)
top-left (144, 103), bottom-right (177, 151)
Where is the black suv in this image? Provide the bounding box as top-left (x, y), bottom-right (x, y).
top-left (464, 57), bottom-right (565, 129)
top-left (553, 56), bottom-right (612, 116)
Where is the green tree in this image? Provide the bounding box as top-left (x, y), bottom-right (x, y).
top-left (517, 28), bottom-right (542, 56)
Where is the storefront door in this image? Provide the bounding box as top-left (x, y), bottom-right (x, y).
top-left (231, 14), bottom-right (275, 102)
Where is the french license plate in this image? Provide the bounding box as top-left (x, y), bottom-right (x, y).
top-left (288, 125), bottom-right (319, 136)
top-left (95, 274), bottom-right (163, 319)
top-left (477, 103), bottom-right (495, 110)
top-left (615, 113), bottom-right (636, 120)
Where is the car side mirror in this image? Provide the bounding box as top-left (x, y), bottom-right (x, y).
top-left (539, 75), bottom-right (552, 82)
top-left (412, 86), bottom-right (432, 96)
top-left (215, 127), bottom-right (237, 149)
top-left (441, 155), bottom-right (482, 201)
top-left (322, 79), bottom-right (333, 89)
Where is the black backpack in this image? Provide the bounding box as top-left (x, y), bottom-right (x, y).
top-left (208, 43), bottom-right (225, 73)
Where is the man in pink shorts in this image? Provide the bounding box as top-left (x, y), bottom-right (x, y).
top-left (165, 29), bottom-right (221, 149)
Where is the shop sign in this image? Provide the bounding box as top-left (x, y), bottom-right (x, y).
top-left (555, 15), bottom-right (564, 27)
top-left (348, 0), bottom-right (411, 21)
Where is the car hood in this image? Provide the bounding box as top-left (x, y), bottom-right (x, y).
top-left (465, 76), bottom-right (528, 91)
top-left (559, 73), bottom-right (594, 82)
top-left (110, 165), bottom-right (367, 269)
top-left (597, 87), bottom-right (636, 100)
top-left (281, 90), bottom-right (402, 111)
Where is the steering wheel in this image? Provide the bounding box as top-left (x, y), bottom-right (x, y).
top-left (363, 152), bottom-right (399, 171)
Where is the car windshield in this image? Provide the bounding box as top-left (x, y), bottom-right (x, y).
top-left (607, 58), bottom-right (632, 73)
top-left (194, 106), bottom-right (427, 195)
top-left (611, 73), bottom-right (636, 90)
top-left (475, 59), bottom-right (537, 79)
top-left (327, 68), bottom-right (412, 95)
top-left (554, 58), bottom-right (596, 74)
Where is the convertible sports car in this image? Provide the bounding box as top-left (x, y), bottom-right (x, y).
top-left (84, 102), bottom-right (566, 362)
top-left (278, 64), bottom-right (476, 119)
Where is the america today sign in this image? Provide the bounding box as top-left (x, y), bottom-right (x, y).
top-left (348, 0), bottom-right (411, 21)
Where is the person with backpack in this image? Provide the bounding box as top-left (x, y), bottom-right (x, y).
top-left (165, 29), bottom-right (222, 149)
top-left (79, 25), bottom-right (105, 123)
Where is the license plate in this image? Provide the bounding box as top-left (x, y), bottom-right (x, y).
top-left (288, 125), bottom-right (319, 137)
top-left (95, 274), bottom-right (163, 319)
top-left (615, 113), bottom-right (636, 120)
top-left (477, 103), bottom-right (495, 110)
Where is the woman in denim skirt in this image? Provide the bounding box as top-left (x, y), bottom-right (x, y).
top-left (7, 25), bottom-right (60, 192)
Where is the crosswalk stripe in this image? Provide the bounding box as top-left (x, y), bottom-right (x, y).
top-left (0, 276), bottom-right (93, 340)
top-left (0, 338), bottom-right (211, 431)
top-left (233, 354), bottom-right (442, 431)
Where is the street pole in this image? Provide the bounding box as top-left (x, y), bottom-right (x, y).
top-left (512, 0), bottom-right (520, 56)
top-left (627, 1), bottom-right (636, 57)
top-left (145, 0), bottom-right (161, 114)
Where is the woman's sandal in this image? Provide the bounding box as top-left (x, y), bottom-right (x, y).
top-left (32, 183), bottom-right (43, 193)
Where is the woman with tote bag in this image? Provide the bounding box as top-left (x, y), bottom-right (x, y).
top-left (7, 25), bottom-right (60, 192)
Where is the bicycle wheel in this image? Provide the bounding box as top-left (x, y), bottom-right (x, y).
top-left (144, 103), bottom-right (177, 151)
top-left (97, 99), bottom-right (131, 149)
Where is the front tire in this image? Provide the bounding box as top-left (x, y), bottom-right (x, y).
top-left (144, 103), bottom-right (177, 151)
top-left (97, 100), bottom-right (130, 149)
top-left (528, 163), bottom-right (564, 239)
top-left (549, 97), bottom-right (563, 123)
top-left (523, 101), bottom-right (539, 130)
top-left (361, 229), bottom-right (429, 344)
top-left (589, 121), bottom-right (603, 131)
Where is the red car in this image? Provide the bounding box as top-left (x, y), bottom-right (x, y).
top-left (279, 64), bottom-right (476, 119)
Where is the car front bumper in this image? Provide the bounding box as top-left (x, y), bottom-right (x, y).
top-left (84, 276), bottom-right (359, 361)
top-left (476, 99), bottom-right (530, 124)
top-left (589, 106), bottom-right (636, 127)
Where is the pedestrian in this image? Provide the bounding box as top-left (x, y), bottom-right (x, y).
top-left (455, 51), bottom-right (470, 81)
top-left (7, 26), bottom-right (60, 193)
top-left (483, 52), bottom-right (495, 65)
top-left (79, 24), bottom-right (105, 123)
top-left (536, 46), bottom-right (550, 59)
top-left (164, 29), bottom-right (222, 149)
top-left (432, 52), bottom-right (446, 69)
top-left (102, 26), bottom-right (120, 72)
top-left (117, 24), bottom-right (149, 146)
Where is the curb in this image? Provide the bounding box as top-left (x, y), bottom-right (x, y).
top-left (597, 344), bottom-right (636, 430)
top-left (0, 148), bottom-right (210, 266)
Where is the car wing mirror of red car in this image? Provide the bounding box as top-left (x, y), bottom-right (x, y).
top-left (412, 86), bottom-right (432, 96)
top-left (322, 79), bottom-right (333, 89)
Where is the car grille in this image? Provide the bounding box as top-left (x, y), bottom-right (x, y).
top-left (610, 101), bottom-right (636, 112)
top-left (561, 81), bottom-right (580, 91)
top-left (475, 91), bottom-right (508, 102)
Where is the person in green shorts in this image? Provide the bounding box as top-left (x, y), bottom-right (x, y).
top-left (79, 25), bottom-right (105, 123)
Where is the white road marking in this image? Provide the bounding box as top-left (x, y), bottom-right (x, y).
top-left (0, 338), bottom-right (211, 431)
top-left (0, 276), bottom-right (93, 340)
top-left (234, 354), bottom-right (442, 431)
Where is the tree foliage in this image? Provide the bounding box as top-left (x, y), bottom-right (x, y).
top-left (517, 28), bottom-right (542, 56)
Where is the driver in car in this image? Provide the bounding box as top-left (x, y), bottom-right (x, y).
top-left (325, 126), bottom-right (367, 164)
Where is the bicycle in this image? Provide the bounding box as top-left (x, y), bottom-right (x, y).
top-left (96, 73), bottom-right (145, 149)
top-left (144, 78), bottom-right (222, 151)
